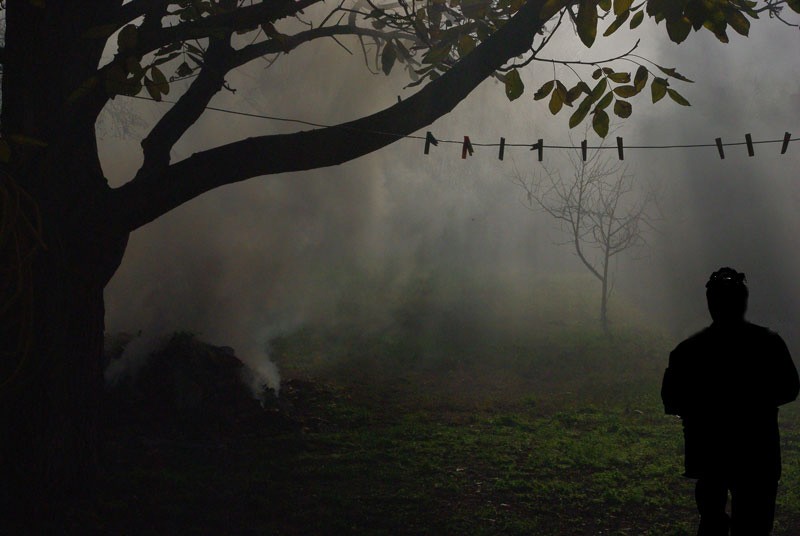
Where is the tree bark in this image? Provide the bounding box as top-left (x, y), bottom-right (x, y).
top-left (0, 168), bottom-right (127, 528)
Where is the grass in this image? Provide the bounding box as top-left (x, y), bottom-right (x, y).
top-left (82, 276), bottom-right (800, 534)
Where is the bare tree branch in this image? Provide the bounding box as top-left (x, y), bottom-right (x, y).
top-left (513, 127), bottom-right (657, 330)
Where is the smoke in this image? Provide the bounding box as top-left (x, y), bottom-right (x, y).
top-left (104, 330), bottom-right (169, 386)
top-left (100, 12), bottom-right (800, 379)
top-left (633, 25), bottom-right (800, 348)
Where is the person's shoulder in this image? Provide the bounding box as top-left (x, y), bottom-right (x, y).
top-left (671, 327), bottom-right (712, 357)
top-left (743, 321), bottom-right (783, 340)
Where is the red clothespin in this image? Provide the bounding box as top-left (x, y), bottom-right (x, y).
top-left (781, 132), bottom-right (791, 155)
top-left (745, 133), bottom-right (754, 157)
top-left (498, 137), bottom-right (506, 161)
top-left (715, 138), bottom-right (725, 160)
top-left (462, 136), bottom-right (473, 159)
top-left (424, 131), bottom-right (438, 155)
top-left (530, 139), bottom-right (543, 162)
top-left (616, 136), bottom-right (624, 160)
top-left (581, 140), bottom-right (587, 161)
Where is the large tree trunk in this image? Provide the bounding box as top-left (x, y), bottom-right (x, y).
top-left (0, 173), bottom-right (127, 529)
top-left (0, 155), bottom-right (126, 531)
top-left (0, 4), bottom-right (123, 526)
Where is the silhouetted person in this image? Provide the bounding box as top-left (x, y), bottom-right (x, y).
top-left (662, 267), bottom-right (799, 536)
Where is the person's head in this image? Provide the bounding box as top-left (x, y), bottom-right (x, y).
top-left (706, 267), bottom-right (748, 324)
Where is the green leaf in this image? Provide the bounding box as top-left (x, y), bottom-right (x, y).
top-left (725, 8), bottom-right (750, 36)
top-left (175, 62), bottom-right (193, 78)
top-left (607, 72), bottom-right (630, 83)
top-left (458, 34), bottom-right (476, 56)
top-left (666, 16), bottom-right (691, 43)
top-left (656, 65), bottom-right (693, 83)
top-left (612, 85), bottom-right (638, 98)
top-left (117, 24), bottom-right (138, 52)
top-left (651, 77), bottom-right (668, 103)
top-left (598, 0), bottom-right (611, 11)
top-left (787, 0), bottom-right (800, 14)
top-left (505, 69), bottom-right (525, 101)
top-left (595, 91), bottom-right (613, 111)
top-left (565, 84), bottom-right (584, 105)
top-left (613, 0), bottom-right (633, 15)
top-left (152, 52), bottom-right (181, 66)
top-left (590, 78), bottom-right (608, 102)
top-left (629, 10), bottom-right (644, 28)
top-left (592, 68), bottom-right (603, 80)
top-left (613, 99), bottom-right (632, 118)
top-left (533, 80), bottom-right (555, 100)
top-left (381, 42), bottom-right (397, 75)
top-left (549, 85), bottom-right (564, 114)
top-left (555, 80), bottom-right (570, 106)
top-left (593, 109), bottom-right (610, 137)
top-left (576, 0), bottom-right (599, 47)
top-left (604, 10), bottom-right (629, 36)
top-left (569, 97), bottom-right (593, 128)
top-left (461, 0), bottom-right (491, 18)
top-left (634, 66), bottom-right (648, 90)
top-left (150, 66), bottom-right (169, 95)
top-left (703, 19), bottom-right (729, 43)
top-left (394, 40), bottom-right (411, 62)
top-left (144, 77), bottom-right (161, 101)
top-left (667, 88), bottom-right (691, 106)
top-left (422, 44), bottom-right (452, 64)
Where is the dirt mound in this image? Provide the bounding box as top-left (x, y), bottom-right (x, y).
top-left (104, 332), bottom-right (290, 439)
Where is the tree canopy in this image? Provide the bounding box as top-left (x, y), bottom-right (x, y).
top-left (2, 0), bottom-right (797, 234)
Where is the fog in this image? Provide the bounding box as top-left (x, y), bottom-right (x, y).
top-left (101, 13), bottom-right (800, 385)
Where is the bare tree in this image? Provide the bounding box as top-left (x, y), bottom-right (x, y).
top-left (514, 136), bottom-right (656, 332)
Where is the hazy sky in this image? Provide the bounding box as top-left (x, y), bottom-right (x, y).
top-left (100, 9), bottom-right (800, 378)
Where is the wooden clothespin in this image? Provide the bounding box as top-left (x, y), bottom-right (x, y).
top-left (616, 137), bottom-right (624, 160)
top-left (462, 136), bottom-right (473, 159)
top-left (498, 137), bottom-right (506, 161)
top-left (530, 139), bottom-right (543, 162)
top-left (715, 137), bottom-right (725, 160)
top-left (781, 132), bottom-right (791, 155)
top-left (581, 140), bottom-right (587, 161)
top-left (424, 131), bottom-right (438, 155)
top-left (745, 133), bottom-right (754, 157)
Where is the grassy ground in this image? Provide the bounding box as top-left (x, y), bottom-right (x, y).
top-left (79, 317), bottom-right (800, 535)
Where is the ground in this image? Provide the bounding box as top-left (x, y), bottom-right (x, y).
top-left (61, 321), bottom-right (800, 534)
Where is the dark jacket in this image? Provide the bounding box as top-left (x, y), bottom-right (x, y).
top-left (661, 321), bottom-right (800, 479)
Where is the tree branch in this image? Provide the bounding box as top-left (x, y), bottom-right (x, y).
top-left (135, 0), bottom-right (322, 57)
top-left (230, 25), bottom-right (416, 68)
top-left (108, 0), bottom-right (550, 233)
top-left (136, 34), bottom-right (233, 180)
